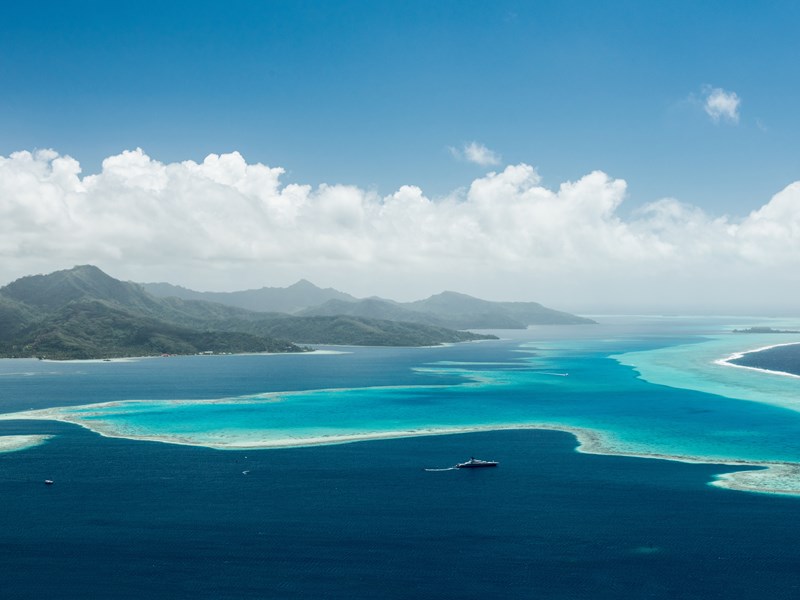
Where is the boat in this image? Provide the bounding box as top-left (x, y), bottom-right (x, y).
top-left (44, 480), bottom-right (54, 485)
top-left (455, 457), bottom-right (498, 469)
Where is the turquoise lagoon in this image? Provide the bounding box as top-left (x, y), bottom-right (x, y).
top-left (3, 315), bottom-right (800, 495)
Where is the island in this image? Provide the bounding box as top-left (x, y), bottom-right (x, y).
top-left (732, 327), bottom-right (800, 334)
top-left (0, 266), bottom-right (498, 359)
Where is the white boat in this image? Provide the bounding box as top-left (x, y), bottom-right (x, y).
top-left (455, 457), bottom-right (498, 469)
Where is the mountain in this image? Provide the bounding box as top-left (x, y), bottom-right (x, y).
top-left (0, 295), bottom-right (35, 339)
top-left (148, 278), bottom-right (595, 329)
top-left (0, 266), bottom-right (303, 359)
top-left (406, 291), bottom-right (595, 327)
top-left (12, 301), bottom-right (298, 360)
top-left (3, 264), bottom-right (159, 314)
top-left (0, 266), bottom-right (496, 359)
top-left (302, 291), bottom-right (595, 328)
top-left (297, 298), bottom-right (446, 326)
top-left (216, 314), bottom-right (493, 346)
top-left (142, 279), bottom-right (357, 313)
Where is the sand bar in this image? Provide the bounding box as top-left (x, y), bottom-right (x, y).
top-left (0, 434), bottom-right (53, 453)
top-left (2, 405), bottom-right (797, 496)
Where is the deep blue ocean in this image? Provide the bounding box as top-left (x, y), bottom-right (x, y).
top-left (2, 317), bottom-right (800, 599)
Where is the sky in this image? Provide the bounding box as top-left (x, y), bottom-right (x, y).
top-left (1, 1), bottom-right (800, 314)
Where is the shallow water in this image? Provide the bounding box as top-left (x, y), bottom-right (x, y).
top-left (5, 317), bottom-right (800, 492)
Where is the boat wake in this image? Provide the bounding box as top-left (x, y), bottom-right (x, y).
top-left (424, 467), bottom-right (457, 472)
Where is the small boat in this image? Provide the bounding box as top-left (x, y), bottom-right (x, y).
top-left (44, 480), bottom-right (54, 485)
top-left (455, 457), bottom-right (498, 469)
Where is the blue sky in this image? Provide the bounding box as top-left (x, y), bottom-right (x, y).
top-left (1, 1), bottom-right (800, 312)
top-left (3, 0), bottom-right (798, 211)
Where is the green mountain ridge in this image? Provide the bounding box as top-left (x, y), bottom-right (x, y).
top-left (213, 314), bottom-right (488, 346)
top-left (0, 266), bottom-right (304, 359)
top-left (141, 279), bottom-right (357, 313)
top-left (0, 266), bottom-right (496, 359)
top-left (14, 300), bottom-right (298, 360)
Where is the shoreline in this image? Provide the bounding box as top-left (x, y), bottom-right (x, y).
top-left (3, 408), bottom-right (797, 496)
top-left (6, 331), bottom-right (800, 496)
top-left (715, 341), bottom-right (800, 380)
top-left (0, 348), bottom-right (352, 364)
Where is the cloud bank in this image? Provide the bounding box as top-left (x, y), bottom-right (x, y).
top-left (1, 148), bottom-right (799, 313)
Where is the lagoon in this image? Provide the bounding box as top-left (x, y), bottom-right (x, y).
top-left (3, 316), bottom-right (800, 597)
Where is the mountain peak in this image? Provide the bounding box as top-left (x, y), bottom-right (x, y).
top-left (429, 290), bottom-right (474, 300)
top-left (69, 264), bottom-right (106, 275)
top-left (287, 279), bottom-right (321, 291)
top-left (143, 278), bottom-right (356, 313)
top-left (0, 264), bottom-right (152, 313)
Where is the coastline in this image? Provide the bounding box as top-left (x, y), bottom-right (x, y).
top-left (2, 406), bottom-right (797, 496)
top-left (5, 326), bottom-right (800, 497)
top-left (36, 348), bottom-right (350, 363)
top-left (715, 341), bottom-right (800, 380)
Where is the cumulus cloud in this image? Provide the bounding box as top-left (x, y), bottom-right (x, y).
top-left (703, 86), bottom-right (741, 123)
top-left (449, 141), bottom-right (502, 166)
top-left (1, 147), bottom-right (799, 313)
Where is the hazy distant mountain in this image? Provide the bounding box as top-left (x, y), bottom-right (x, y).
top-left (298, 298), bottom-right (447, 326)
top-left (142, 279), bottom-right (357, 313)
top-left (406, 291), bottom-right (595, 327)
top-left (0, 266), bottom-right (495, 359)
top-left (302, 290), bottom-right (595, 328)
top-left (149, 279), bottom-right (595, 329)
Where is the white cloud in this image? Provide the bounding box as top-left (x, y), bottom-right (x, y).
top-left (703, 86), bottom-right (741, 123)
top-left (449, 141), bottom-right (502, 166)
top-left (1, 148), bottom-right (799, 313)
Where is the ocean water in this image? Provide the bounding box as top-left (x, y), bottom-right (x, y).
top-left (2, 316), bottom-right (800, 598)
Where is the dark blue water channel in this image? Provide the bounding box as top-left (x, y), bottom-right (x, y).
top-left (3, 424), bottom-right (800, 600)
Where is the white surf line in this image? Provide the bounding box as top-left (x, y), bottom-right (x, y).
top-left (715, 341), bottom-right (800, 380)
